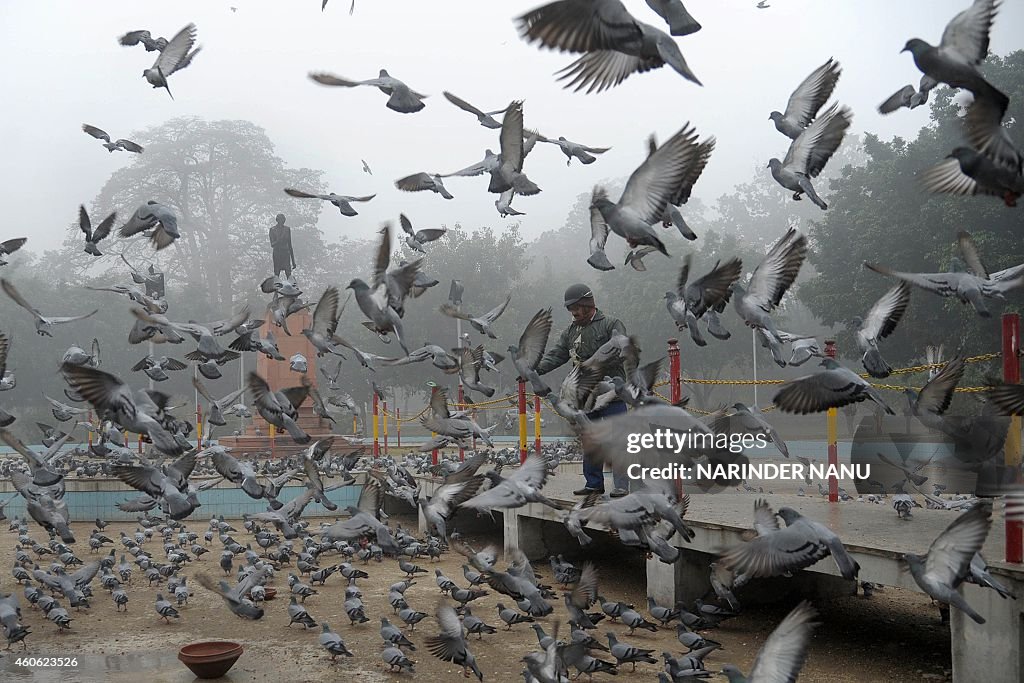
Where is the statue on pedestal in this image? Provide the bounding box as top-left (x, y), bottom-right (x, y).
top-left (269, 213), bottom-right (297, 280)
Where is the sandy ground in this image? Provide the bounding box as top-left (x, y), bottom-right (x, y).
top-left (0, 516), bottom-right (952, 683)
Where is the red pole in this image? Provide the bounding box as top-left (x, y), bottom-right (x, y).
top-left (1003, 313), bottom-right (1022, 564)
top-left (383, 399), bottom-right (389, 455)
top-left (396, 408), bottom-right (401, 448)
top-left (518, 380), bottom-right (527, 464)
top-left (668, 339), bottom-right (683, 499)
top-left (824, 340), bottom-right (839, 503)
top-left (534, 395), bottom-right (542, 457)
top-left (458, 383), bottom-right (466, 462)
top-left (372, 392), bottom-right (379, 458)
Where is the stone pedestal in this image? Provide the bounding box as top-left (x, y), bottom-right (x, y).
top-left (219, 309), bottom-right (358, 458)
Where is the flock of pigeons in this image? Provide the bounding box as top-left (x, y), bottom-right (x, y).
top-left (1, 0), bottom-right (1023, 680)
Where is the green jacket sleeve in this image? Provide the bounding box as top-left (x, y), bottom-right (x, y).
top-left (534, 327), bottom-right (570, 376)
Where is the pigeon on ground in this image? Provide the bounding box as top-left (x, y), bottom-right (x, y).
top-left (901, 503), bottom-right (993, 624)
top-left (81, 124), bottom-right (144, 153)
top-left (768, 103), bottom-right (852, 209)
top-left (288, 595), bottom-right (318, 628)
top-left (319, 622), bottom-right (354, 660)
top-left (769, 58), bottom-right (842, 139)
top-left (720, 601), bottom-right (818, 683)
top-left (516, 0), bottom-right (702, 92)
top-left (442, 91), bottom-right (505, 129)
top-left (395, 172), bottom-right (454, 199)
top-left (119, 201), bottom-right (180, 250)
top-left (155, 593), bottom-right (180, 623)
top-left (607, 631), bottom-right (657, 671)
top-left (310, 69), bottom-right (427, 113)
top-left (194, 572), bottom-right (264, 620)
top-left (774, 358), bottom-right (895, 415)
top-left (1, 279), bottom-right (97, 336)
top-left (284, 187), bottom-right (376, 216)
top-left (851, 282), bottom-right (912, 378)
top-left (141, 23), bottom-right (201, 99)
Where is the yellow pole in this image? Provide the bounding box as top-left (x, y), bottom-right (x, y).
top-left (353, 414), bottom-right (358, 435)
top-left (372, 407), bottom-right (379, 449)
top-left (382, 404), bottom-right (388, 455)
top-left (534, 396), bottom-right (541, 457)
top-left (197, 420), bottom-right (203, 445)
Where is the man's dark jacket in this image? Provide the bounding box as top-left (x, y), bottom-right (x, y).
top-left (534, 309), bottom-right (627, 380)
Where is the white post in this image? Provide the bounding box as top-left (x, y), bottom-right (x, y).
top-left (752, 328), bottom-right (758, 408)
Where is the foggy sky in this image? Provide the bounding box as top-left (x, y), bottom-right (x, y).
top-left (2, 0), bottom-right (1021, 255)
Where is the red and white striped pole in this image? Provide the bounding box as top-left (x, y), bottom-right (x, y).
top-left (372, 391), bottom-right (379, 458)
top-left (824, 339), bottom-right (839, 503)
top-left (1003, 313), bottom-right (1022, 564)
top-left (518, 379), bottom-right (527, 464)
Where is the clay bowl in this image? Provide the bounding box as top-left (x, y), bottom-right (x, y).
top-left (262, 588), bottom-right (278, 600)
top-left (178, 641), bottom-right (243, 679)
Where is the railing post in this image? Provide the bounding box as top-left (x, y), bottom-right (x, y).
top-left (1003, 313), bottom-right (1022, 564)
top-left (352, 413), bottom-right (357, 436)
top-left (534, 395), bottom-right (542, 457)
top-left (667, 338), bottom-right (681, 405)
top-left (372, 391), bottom-right (379, 458)
top-left (396, 408), bottom-right (401, 448)
top-left (382, 399), bottom-right (388, 455)
top-left (668, 339), bottom-right (683, 499)
top-left (458, 383), bottom-right (466, 462)
top-left (518, 379), bottom-right (527, 464)
top-left (430, 385), bottom-right (439, 466)
top-left (824, 339), bottom-right (839, 503)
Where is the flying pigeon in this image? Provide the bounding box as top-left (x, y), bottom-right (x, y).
top-left (442, 91), bottom-right (505, 128)
top-left (0, 238), bottom-right (27, 266)
top-left (141, 23), bottom-right (201, 99)
top-left (310, 69), bottom-right (427, 113)
top-left (851, 282), bottom-right (912, 378)
top-left (2, 278), bottom-right (98, 336)
top-left (769, 59), bottom-right (842, 139)
top-left (81, 124), bottom-right (144, 153)
top-left (773, 358), bottom-right (895, 415)
top-left (399, 214), bottom-right (446, 252)
top-left (395, 172), bottom-right (454, 199)
top-left (768, 103), bottom-right (852, 209)
top-left (119, 201), bottom-right (180, 250)
top-left (284, 187), bottom-right (375, 216)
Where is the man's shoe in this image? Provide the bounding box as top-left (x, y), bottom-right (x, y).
top-left (573, 487), bottom-right (604, 495)
top-left (609, 488), bottom-right (628, 498)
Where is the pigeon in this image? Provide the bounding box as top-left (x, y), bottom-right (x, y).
top-left (713, 403), bottom-right (790, 458)
top-left (495, 189), bottom-right (525, 217)
top-left (878, 84), bottom-right (926, 114)
top-left (732, 228), bottom-right (807, 340)
top-left (118, 29), bottom-right (167, 52)
top-left (310, 69), bottom-right (427, 113)
top-left (853, 282), bottom-right (914, 379)
top-left (645, 0), bottom-right (701, 36)
top-left (769, 58), bottom-right (842, 139)
top-left (288, 595), bottom-right (318, 628)
top-left (192, 378), bottom-right (246, 427)
top-left (538, 135), bottom-right (611, 166)
top-left (361, 159), bottom-right (372, 174)
top-left (588, 123), bottom-right (705, 269)
top-left (497, 603), bottom-right (534, 629)
top-left (508, 308), bottom-right (554, 397)
top-left (516, 0), bottom-right (702, 92)
top-left (382, 645), bottom-right (416, 673)
top-left (895, 0), bottom-right (1007, 111)
top-left (920, 94), bottom-right (1022, 207)
top-left (426, 603), bottom-right (484, 681)
top-left (965, 552), bottom-right (1017, 600)
top-left (60, 363), bottom-right (185, 455)
top-left (382, 616), bottom-right (416, 649)
top-left (666, 255), bottom-right (742, 346)
top-left (81, 124), bottom-right (144, 153)
top-left (194, 572), bottom-right (264, 620)
top-left (284, 187), bottom-right (376, 216)
top-left (155, 593), bottom-right (180, 622)
top-left (462, 606), bottom-right (498, 639)
top-left (719, 500), bottom-right (860, 585)
top-left (247, 371), bottom-right (311, 444)
top-left (720, 601), bottom-right (818, 683)
top-left (141, 23), bottom-right (201, 99)
top-left (462, 454), bottom-right (562, 512)
top-left (1, 279), bottom-right (98, 336)
top-left (212, 447), bottom-right (280, 508)
top-left (417, 477), bottom-right (484, 541)
top-left (300, 286), bottom-right (347, 357)
top-left (442, 91), bottom-right (505, 129)
top-left (768, 103), bottom-right (852, 209)
top-left (774, 358), bottom-right (895, 415)
top-left (607, 632), bottom-right (657, 671)
top-left (395, 172), bottom-right (454, 199)
top-left (901, 503), bottom-right (993, 624)
top-left (289, 353), bottom-right (307, 373)
top-left (319, 622), bottom-right (354, 660)
top-left (131, 355), bottom-right (187, 382)
top-left (987, 382), bottom-right (1024, 415)
top-left (399, 214), bottom-right (446, 252)
top-left (0, 238), bottom-right (27, 266)
top-left (646, 132), bottom-right (714, 239)
top-left (864, 232), bottom-right (1024, 318)
top-left (449, 101), bottom-right (539, 196)
top-left (440, 293), bottom-right (511, 339)
top-left (119, 201), bottom-right (180, 250)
